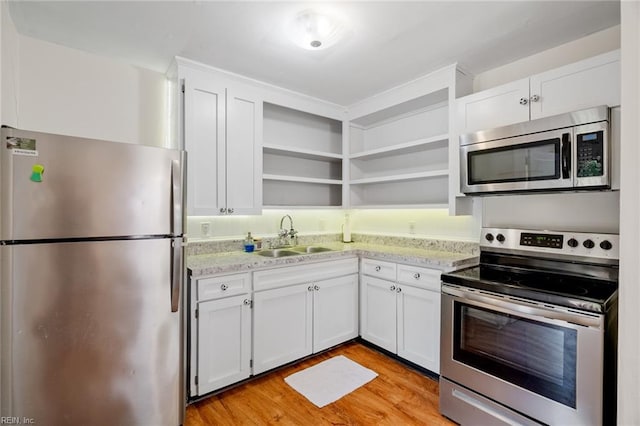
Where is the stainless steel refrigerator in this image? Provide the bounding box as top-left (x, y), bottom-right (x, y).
top-left (0, 127), bottom-right (185, 425)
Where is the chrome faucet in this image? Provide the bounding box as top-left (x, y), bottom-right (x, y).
top-left (278, 215), bottom-right (298, 247)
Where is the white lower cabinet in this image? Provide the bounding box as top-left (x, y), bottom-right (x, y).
top-left (360, 258), bottom-right (442, 373)
top-left (197, 294), bottom-right (252, 395)
top-left (252, 258), bottom-right (359, 375)
top-left (190, 272), bottom-right (252, 397)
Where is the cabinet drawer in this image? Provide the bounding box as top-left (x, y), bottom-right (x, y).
top-left (397, 264), bottom-right (441, 292)
top-left (361, 258), bottom-right (396, 281)
top-left (253, 257), bottom-right (358, 292)
top-left (196, 272), bottom-right (251, 301)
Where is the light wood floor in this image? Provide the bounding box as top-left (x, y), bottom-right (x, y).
top-left (185, 341), bottom-right (455, 425)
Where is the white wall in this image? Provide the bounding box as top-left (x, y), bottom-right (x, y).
top-left (1, 0), bottom-right (18, 127)
top-left (4, 29), bottom-right (168, 147)
top-left (474, 25), bottom-right (620, 92)
top-left (187, 209), bottom-right (346, 241)
top-left (618, 2), bottom-right (640, 424)
top-left (350, 208), bottom-right (480, 241)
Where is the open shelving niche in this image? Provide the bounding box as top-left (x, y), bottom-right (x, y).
top-left (348, 89), bottom-right (451, 208)
top-left (262, 102), bottom-right (344, 208)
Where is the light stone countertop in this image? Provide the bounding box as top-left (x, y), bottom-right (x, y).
top-left (187, 242), bottom-right (478, 278)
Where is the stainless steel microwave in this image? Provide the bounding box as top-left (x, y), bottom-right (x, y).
top-left (460, 105), bottom-right (610, 194)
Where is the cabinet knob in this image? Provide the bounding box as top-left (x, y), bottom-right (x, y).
top-left (530, 94), bottom-right (540, 102)
top-left (314, 284), bottom-right (320, 291)
top-left (308, 285), bottom-right (314, 292)
top-left (243, 299), bottom-right (251, 306)
top-left (390, 285), bottom-right (396, 291)
top-left (519, 97), bottom-right (528, 105)
top-left (375, 266), bottom-right (381, 272)
top-left (227, 208), bottom-right (234, 214)
top-left (414, 273), bottom-right (421, 280)
top-left (220, 284), bottom-right (228, 291)
top-left (219, 207), bottom-right (227, 213)
top-left (396, 287), bottom-right (402, 293)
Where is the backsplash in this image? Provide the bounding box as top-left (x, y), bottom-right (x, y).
top-left (186, 232), bottom-right (478, 256)
top-left (351, 233), bottom-right (479, 255)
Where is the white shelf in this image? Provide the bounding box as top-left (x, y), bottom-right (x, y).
top-left (350, 169), bottom-right (449, 185)
top-left (263, 144), bottom-right (342, 162)
top-left (263, 174), bottom-right (343, 185)
top-left (350, 134), bottom-right (448, 160)
top-left (263, 205), bottom-right (344, 210)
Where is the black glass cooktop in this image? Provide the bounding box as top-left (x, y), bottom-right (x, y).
top-left (442, 258), bottom-right (618, 314)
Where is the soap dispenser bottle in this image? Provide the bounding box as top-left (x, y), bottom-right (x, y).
top-left (243, 232), bottom-right (255, 252)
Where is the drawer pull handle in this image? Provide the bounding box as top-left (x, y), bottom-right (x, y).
top-left (220, 284), bottom-right (228, 291)
top-left (414, 273), bottom-right (421, 280)
top-left (375, 266), bottom-right (381, 272)
top-left (390, 285), bottom-right (396, 291)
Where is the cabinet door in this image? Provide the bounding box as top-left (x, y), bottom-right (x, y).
top-left (313, 274), bottom-right (359, 353)
top-left (183, 73), bottom-right (226, 216)
top-left (397, 285), bottom-right (440, 373)
top-left (253, 283), bottom-right (313, 374)
top-left (197, 294), bottom-right (251, 395)
top-left (456, 78), bottom-right (530, 134)
top-left (530, 50), bottom-right (620, 120)
top-left (360, 275), bottom-right (397, 353)
top-left (226, 87), bottom-right (263, 214)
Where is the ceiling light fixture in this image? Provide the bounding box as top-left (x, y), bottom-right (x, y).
top-left (289, 10), bottom-right (344, 51)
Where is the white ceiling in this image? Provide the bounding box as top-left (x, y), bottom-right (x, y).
top-left (8, 1), bottom-right (620, 106)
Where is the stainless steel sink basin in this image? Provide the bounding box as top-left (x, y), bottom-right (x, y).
top-left (255, 246), bottom-right (334, 257)
top-left (291, 246), bottom-right (334, 253)
top-left (255, 249), bottom-right (300, 258)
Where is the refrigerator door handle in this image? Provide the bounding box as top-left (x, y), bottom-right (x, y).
top-left (171, 155), bottom-right (185, 236)
top-left (170, 237), bottom-right (183, 312)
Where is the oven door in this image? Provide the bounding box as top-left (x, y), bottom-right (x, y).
top-left (440, 285), bottom-right (605, 426)
top-left (460, 128), bottom-right (573, 194)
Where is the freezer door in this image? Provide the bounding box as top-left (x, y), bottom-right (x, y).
top-left (1, 127), bottom-right (185, 240)
top-left (0, 239), bottom-right (182, 425)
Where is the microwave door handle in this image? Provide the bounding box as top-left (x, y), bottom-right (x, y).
top-left (561, 133), bottom-right (571, 179)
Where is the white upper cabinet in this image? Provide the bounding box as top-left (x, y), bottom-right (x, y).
top-left (529, 50), bottom-right (621, 120)
top-left (457, 50), bottom-right (621, 135)
top-left (346, 64), bottom-right (472, 212)
top-left (456, 78), bottom-right (530, 134)
top-left (262, 103), bottom-right (344, 208)
top-left (180, 64), bottom-right (262, 216)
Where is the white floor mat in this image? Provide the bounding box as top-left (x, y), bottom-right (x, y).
top-left (284, 355), bottom-right (378, 408)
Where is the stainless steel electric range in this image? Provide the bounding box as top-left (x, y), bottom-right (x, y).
top-left (440, 228), bottom-right (618, 426)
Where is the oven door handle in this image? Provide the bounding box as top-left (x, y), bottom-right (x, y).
top-left (442, 285), bottom-right (603, 329)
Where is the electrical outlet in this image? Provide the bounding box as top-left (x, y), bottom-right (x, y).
top-left (200, 222), bottom-right (211, 237)
top-left (409, 221), bottom-right (416, 235)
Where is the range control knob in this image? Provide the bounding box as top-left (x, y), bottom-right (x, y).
top-left (567, 238), bottom-right (579, 248)
top-left (583, 239), bottom-right (595, 249)
top-left (496, 234), bottom-right (505, 243)
top-left (485, 233), bottom-right (494, 242)
top-left (600, 240), bottom-right (613, 250)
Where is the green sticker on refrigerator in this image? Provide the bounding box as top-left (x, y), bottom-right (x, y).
top-left (30, 164), bottom-right (44, 182)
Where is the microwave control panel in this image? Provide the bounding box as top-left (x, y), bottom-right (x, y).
top-left (576, 130), bottom-right (604, 177)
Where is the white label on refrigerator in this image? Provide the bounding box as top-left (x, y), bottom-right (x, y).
top-left (12, 148), bottom-right (39, 156)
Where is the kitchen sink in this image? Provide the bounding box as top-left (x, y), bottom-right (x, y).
top-left (255, 249), bottom-right (300, 257)
top-left (291, 246), bottom-right (334, 253)
top-left (255, 246), bottom-right (334, 257)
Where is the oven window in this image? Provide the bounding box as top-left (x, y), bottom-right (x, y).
top-left (468, 139), bottom-right (560, 184)
top-left (453, 303), bottom-right (577, 408)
